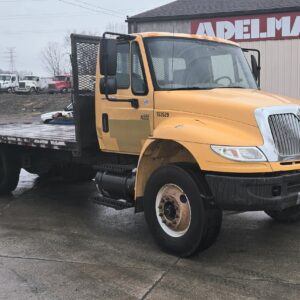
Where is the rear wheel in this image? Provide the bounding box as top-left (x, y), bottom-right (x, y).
top-left (144, 164), bottom-right (222, 257)
top-left (0, 149), bottom-right (21, 195)
top-left (265, 206), bottom-right (300, 223)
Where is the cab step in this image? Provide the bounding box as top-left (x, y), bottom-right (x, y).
top-left (92, 194), bottom-right (134, 210)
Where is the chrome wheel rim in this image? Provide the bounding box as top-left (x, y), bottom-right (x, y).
top-left (155, 184), bottom-right (191, 238)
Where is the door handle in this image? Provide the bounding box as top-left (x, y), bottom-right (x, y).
top-left (102, 113), bottom-right (109, 133)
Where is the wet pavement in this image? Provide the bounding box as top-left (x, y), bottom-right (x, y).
top-left (0, 170), bottom-right (299, 300)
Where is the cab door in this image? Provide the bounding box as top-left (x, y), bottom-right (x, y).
top-left (99, 39), bottom-right (153, 155)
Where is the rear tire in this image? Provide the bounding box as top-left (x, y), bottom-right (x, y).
top-left (265, 206), bottom-right (300, 223)
top-left (0, 149), bottom-right (21, 195)
top-left (144, 164), bottom-right (222, 257)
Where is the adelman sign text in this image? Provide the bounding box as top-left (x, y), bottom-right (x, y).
top-left (191, 12), bottom-right (300, 41)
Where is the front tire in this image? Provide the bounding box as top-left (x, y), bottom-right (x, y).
top-left (0, 149), bottom-right (21, 195)
top-left (265, 206), bottom-right (300, 223)
top-left (144, 165), bottom-right (222, 257)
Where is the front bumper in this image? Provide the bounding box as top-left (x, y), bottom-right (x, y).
top-left (15, 88), bottom-right (30, 93)
top-left (48, 88), bottom-right (60, 93)
top-left (205, 172), bottom-right (300, 211)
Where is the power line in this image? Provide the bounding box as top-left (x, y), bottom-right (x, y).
top-left (58, 0), bottom-right (124, 18)
top-left (0, 29), bottom-right (70, 35)
top-left (72, 0), bottom-right (123, 16)
top-left (0, 12), bottom-right (99, 21)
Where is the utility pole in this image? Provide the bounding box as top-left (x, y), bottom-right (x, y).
top-left (4, 47), bottom-right (16, 73)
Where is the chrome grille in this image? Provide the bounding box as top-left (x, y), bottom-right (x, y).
top-left (19, 82), bottom-right (25, 88)
top-left (269, 113), bottom-right (300, 157)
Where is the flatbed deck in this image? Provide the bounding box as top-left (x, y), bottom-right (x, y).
top-left (0, 123), bottom-right (78, 151)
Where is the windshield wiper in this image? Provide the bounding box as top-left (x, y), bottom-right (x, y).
top-left (215, 86), bottom-right (247, 89)
top-left (169, 87), bottom-right (214, 91)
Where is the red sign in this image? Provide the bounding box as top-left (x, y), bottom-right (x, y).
top-left (191, 12), bottom-right (300, 42)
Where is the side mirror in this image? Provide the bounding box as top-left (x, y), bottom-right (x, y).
top-left (251, 55), bottom-right (260, 82)
top-left (100, 77), bottom-right (117, 95)
top-left (100, 39), bottom-right (117, 76)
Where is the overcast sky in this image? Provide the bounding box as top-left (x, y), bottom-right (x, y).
top-left (0, 0), bottom-right (171, 76)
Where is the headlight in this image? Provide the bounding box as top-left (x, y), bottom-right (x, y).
top-left (211, 145), bottom-right (267, 162)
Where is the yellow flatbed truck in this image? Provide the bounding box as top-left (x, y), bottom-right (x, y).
top-left (0, 32), bottom-right (300, 257)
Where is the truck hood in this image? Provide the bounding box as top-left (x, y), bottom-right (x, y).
top-left (19, 80), bottom-right (37, 85)
top-left (157, 89), bottom-right (300, 126)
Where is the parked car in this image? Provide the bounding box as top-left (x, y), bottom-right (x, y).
top-left (48, 75), bottom-right (72, 94)
top-left (41, 103), bottom-right (73, 124)
top-left (0, 74), bottom-right (19, 93)
top-left (15, 75), bottom-right (41, 94)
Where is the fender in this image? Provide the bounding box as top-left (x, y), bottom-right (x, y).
top-left (135, 116), bottom-right (272, 199)
top-left (153, 116), bottom-right (263, 146)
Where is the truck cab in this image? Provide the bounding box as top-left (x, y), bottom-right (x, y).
top-left (15, 75), bottom-right (41, 94)
top-left (0, 74), bottom-right (19, 92)
top-left (94, 32), bottom-right (300, 255)
top-left (48, 75), bottom-right (72, 94)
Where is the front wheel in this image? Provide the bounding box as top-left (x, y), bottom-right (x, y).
top-left (144, 165), bottom-right (222, 257)
top-left (265, 206), bottom-right (300, 223)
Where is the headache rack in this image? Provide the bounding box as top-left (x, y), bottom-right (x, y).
top-left (71, 34), bottom-right (101, 154)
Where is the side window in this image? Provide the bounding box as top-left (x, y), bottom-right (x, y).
top-left (117, 43), bottom-right (130, 89)
top-left (131, 42), bottom-right (147, 95)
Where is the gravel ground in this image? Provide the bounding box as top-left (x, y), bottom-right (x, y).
top-left (0, 93), bottom-right (71, 123)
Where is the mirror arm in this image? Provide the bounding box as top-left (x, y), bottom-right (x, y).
top-left (103, 77), bottom-right (139, 109)
top-left (104, 93), bottom-right (139, 109)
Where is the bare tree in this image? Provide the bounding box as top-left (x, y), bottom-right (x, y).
top-left (41, 42), bottom-right (64, 76)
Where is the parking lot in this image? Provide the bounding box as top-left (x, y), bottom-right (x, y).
top-left (0, 170), bottom-right (299, 300)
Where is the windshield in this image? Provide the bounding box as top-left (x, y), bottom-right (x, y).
top-left (23, 76), bottom-right (38, 81)
top-left (145, 37), bottom-right (257, 90)
top-left (54, 76), bottom-right (66, 81)
top-left (0, 75), bottom-right (11, 81)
